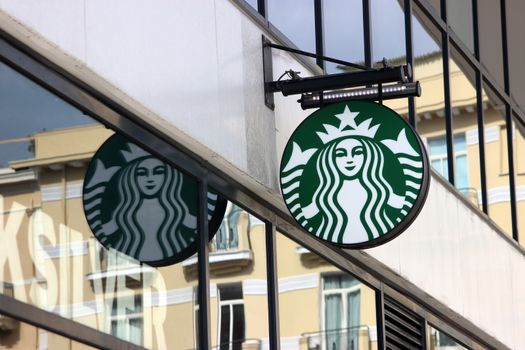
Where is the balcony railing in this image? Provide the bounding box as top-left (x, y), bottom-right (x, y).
top-left (302, 325), bottom-right (373, 350)
top-left (211, 203), bottom-right (243, 252)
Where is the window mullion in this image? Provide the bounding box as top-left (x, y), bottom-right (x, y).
top-left (229, 304), bottom-right (234, 350)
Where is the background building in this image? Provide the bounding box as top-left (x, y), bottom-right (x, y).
top-left (0, 0), bottom-right (524, 349)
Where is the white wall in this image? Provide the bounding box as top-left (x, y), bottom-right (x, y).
top-left (0, 0), bottom-right (524, 349)
top-left (368, 176), bottom-right (525, 349)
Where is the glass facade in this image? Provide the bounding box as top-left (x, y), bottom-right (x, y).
top-left (1, 0), bottom-right (524, 349)
top-left (323, 0), bottom-right (364, 74)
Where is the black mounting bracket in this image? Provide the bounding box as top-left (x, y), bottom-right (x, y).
top-left (262, 35), bottom-right (416, 110)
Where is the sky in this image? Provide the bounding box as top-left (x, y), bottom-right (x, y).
top-left (267, 0), bottom-right (439, 72)
top-left (0, 62), bottom-right (94, 166)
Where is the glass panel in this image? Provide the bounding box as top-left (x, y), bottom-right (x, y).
top-left (0, 63), bottom-right (92, 167)
top-left (245, 0), bottom-right (258, 11)
top-left (213, 202), bottom-right (242, 251)
top-left (429, 325), bottom-right (468, 349)
top-left (371, 0), bottom-right (406, 65)
top-left (446, 0), bottom-right (475, 54)
top-left (232, 304), bottom-right (246, 350)
top-left (449, 46), bottom-right (481, 205)
top-left (209, 203), bottom-right (268, 350)
top-left (507, 1), bottom-right (525, 112)
top-left (219, 305), bottom-right (231, 349)
top-left (0, 59), bottom-right (210, 349)
top-left (412, 6), bottom-right (447, 178)
top-left (426, 0), bottom-right (442, 16)
top-left (482, 83), bottom-right (512, 236)
top-left (347, 291), bottom-right (360, 350)
top-left (277, 233), bottom-right (377, 350)
top-left (268, 0), bottom-right (316, 53)
top-left (323, 0), bottom-right (364, 74)
top-left (110, 295), bottom-right (143, 346)
top-left (219, 283), bottom-right (243, 301)
top-left (512, 113), bottom-right (525, 246)
top-left (324, 294), bottom-right (342, 350)
top-left (0, 313), bottom-right (100, 349)
top-left (478, 0), bottom-right (504, 89)
top-left (371, 0), bottom-right (408, 115)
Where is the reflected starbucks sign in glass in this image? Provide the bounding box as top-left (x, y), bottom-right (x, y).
top-left (83, 134), bottom-right (226, 266)
top-left (280, 101), bottom-right (430, 248)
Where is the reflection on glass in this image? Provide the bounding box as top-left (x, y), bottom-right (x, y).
top-left (323, 275), bottom-right (361, 350)
top-left (268, 0), bottom-right (315, 53)
top-left (412, 8), bottom-right (448, 179)
top-left (446, 0), bottom-right (474, 54)
top-left (482, 85), bottom-right (513, 236)
top-left (245, 0), bottom-right (258, 11)
top-left (209, 205), bottom-right (268, 350)
top-left (429, 325), bottom-right (467, 350)
top-left (426, 0), bottom-right (442, 16)
top-left (217, 283), bottom-right (245, 350)
top-left (0, 60), bottom-right (202, 349)
top-left (478, 0), bottom-right (504, 88)
top-left (512, 114), bottom-right (525, 246)
top-left (371, 0), bottom-right (405, 64)
top-left (0, 314), bottom-right (99, 349)
top-left (506, 1), bottom-right (525, 113)
top-left (277, 233), bottom-right (377, 350)
top-left (370, 0), bottom-right (408, 115)
top-left (213, 203), bottom-right (242, 251)
top-left (428, 134), bottom-right (468, 187)
top-left (0, 62), bottom-right (92, 167)
top-left (449, 47), bottom-right (480, 205)
top-left (111, 294), bottom-right (144, 345)
top-left (323, 0), bottom-right (363, 73)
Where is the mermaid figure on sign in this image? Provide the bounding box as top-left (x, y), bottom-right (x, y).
top-left (84, 142), bottom-right (197, 261)
top-left (281, 106), bottom-right (423, 244)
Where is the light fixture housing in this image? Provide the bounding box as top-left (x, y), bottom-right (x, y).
top-left (267, 65), bottom-right (412, 96)
top-left (299, 82), bottom-right (421, 110)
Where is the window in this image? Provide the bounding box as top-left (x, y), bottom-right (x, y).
top-left (110, 295), bottom-right (143, 346)
top-left (428, 134), bottom-right (469, 191)
top-left (214, 203), bottom-right (242, 251)
top-left (217, 283), bottom-right (245, 350)
top-left (429, 325), bottom-right (468, 349)
top-left (322, 274), bottom-right (361, 350)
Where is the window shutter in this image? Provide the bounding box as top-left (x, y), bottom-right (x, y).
top-left (384, 296), bottom-right (425, 350)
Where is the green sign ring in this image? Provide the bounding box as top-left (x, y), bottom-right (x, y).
top-left (280, 101), bottom-right (430, 249)
top-left (83, 133), bottom-right (227, 266)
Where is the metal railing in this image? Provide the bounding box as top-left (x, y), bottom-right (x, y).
top-left (302, 325), bottom-right (372, 350)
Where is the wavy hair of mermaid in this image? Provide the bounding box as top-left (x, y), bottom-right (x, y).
top-left (112, 157), bottom-right (192, 259)
top-left (312, 137), bottom-right (395, 243)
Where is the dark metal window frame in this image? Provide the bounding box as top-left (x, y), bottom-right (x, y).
top-left (0, 1), bottom-right (518, 348)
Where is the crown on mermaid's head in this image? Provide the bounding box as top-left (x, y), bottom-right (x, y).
top-left (120, 142), bottom-right (151, 162)
top-left (316, 106), bottom-right (379, 144)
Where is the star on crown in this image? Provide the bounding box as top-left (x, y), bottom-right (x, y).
top-left (121, 142), bottom-right (151, 162)
top-left (316, 106), bottom-right (380, 144)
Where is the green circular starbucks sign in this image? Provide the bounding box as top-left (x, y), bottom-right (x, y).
top-left (280, 101), bottom-right (430, 248)
top-left (83, 134), bottom-right (226, 266)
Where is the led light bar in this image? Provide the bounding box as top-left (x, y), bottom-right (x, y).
top-left (299, 82), bottom-right (421, 110)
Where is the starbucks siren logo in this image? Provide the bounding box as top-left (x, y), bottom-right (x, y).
top-left (280, 101), bottom-right (429, 248)
top-left (83, 134), bottom-right (226, 266)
